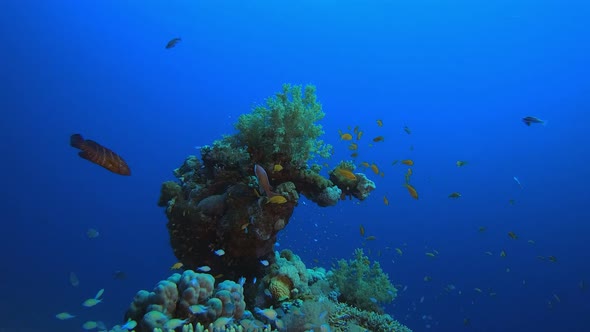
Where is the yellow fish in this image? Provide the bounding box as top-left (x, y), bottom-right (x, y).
top-left (376, 119), bottom-right (383, 127)
top-left (404, 183), bottom-right (419, 200)
top-left (356, 131), bottom-right (363, 140)
top-left (401, 159), bottom-right (414, 166)
top-left (361, 162), bottom-right (370, 168)
top-left (267, 195), bottom-right (287, 204)
top-left (348, 143), bottom-right (358, 150)
top-left (336, 168), bottom-right (357, 181)
top-left (448, 192), bottom-right (461, 199)
top-left (365, 236), bottom-right (377, 241)
top-left (395, 248), bottom-right (403, 256)
top-left (170, 262), bottom-right (184, 270)
top-left (508, 231), bottom-right (518, 239)
top-left (273, 164), bottom-right (283, 172)
top-left (370, 163), bottom-right (379, 175)
top-left (340, 133), bottom-right (353, 140)
top-left (383, 195), bottom-right (389, 206)
top-left (350, 152), bottom-right (358, 158)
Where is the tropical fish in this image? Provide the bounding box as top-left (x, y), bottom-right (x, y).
top-left (260, 260), bottom-right (269, 266)
top-left (383, 195), bottom-right (389, 206)
top-left (356, 131), bottom-right (363, 140)
top-left (404, 183), bottom-right (419, 200)
top-left (372, 136), bottom-right (384, 142)
top-left (478, 226), bottom-right (486, 232)
top-left (213, 249), bottom-right (225, 256)
top-left (335, 168), bottom-right (357, 181)
top-left (403, 126), bottom-right (411, 134)
top-left (164, 319), bottom-right (188, 330)
top-left (165, 37), bottom-right (182, 49)
top-left (189, 304), bottom-right (207, 315)
top-left (376, 119), bottom-right (383, 127)
top-left (197, 265), bottom-right (211, 272)
top-left (448, 192), bottom-right (461, 199)
top-left (267, 195), bottom-right (287, 204)
top-left (350, 152), bottom-right (358, 158)
top-left (86, 228), bottom-right (100, 239)
top-left (82, 288), bottom-right (104, 307)
top-left (82, 321), bottom-right (98, 330)
top-left (370, 163), bottom-right (379, 175)
top-left (254, 164), bottom-right (278, 197)
top-left (425, 252), bottom-right (436, 257)
top-left (391, 160), bottom-right (399, 166)
top-left (424, 276), bottom-right (432, 282)
top-left (348, 143), bottom-right (358, 150)
top-left (56, 312), bottom-right (76, 320)
top-left (522, 116), bottom-right (546, 126)
top-left (255, 307), bottom-right (278, 320)
top-left (170, 262), bottom-right (183, 270)
top-left (365, 236), bottom-right (376, 241)
top-left (361, 161), bottom-right (370, 168)
top-left (500, 250), bottom-right (507, 257)
top-left (508, 231), bottom-right (518, 239)
top-left (401, 159), bottom-right (414, 166)
top-left (456, 160), bottom-right (468, 167)
top-left (513, 176), bottom-right (523, 189)
top-left (359, 224), bottom-right (365, 237)
top-left (548, 256), bottom-right (557, 262)
top-left (273, 164), bottom-right (283, 172)
top-left (70, 134), bottom-right (131, 175)
top-left (395, 248), bottom-right (403, 256)
top-left (121, 319), bottom-right (137, 330)
top-left (340, 133), bottom-right (353, 140)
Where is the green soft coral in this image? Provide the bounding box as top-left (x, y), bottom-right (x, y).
top-left (329, 248), bottom-right (397, 313)
top-left (235, 84), bottom-right (332, 165)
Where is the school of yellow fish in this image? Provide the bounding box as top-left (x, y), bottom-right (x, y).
top-left (333, 118), bottom-right (569, 325)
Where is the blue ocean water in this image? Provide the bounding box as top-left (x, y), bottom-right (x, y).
top-left (1, 0), bottom-right (589, 331)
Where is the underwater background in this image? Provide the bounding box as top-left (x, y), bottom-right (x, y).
top-left (1, 0), bottom-right (589, 331)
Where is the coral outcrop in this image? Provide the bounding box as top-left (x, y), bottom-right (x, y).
top-left (158, 85), bottom-right (376, 280)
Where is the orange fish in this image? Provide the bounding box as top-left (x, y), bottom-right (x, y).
top-left (370, 163), bottom-right (379, 175)
top-left (401, 159), bottom-right (414, 166)
top-left (165, 37), bottom-right (182, 49)
top-left (70, 134), bottom-right (131, 175)
top-left (404, 183), bottom-right (419, 199)
top-left (383, 195), bottom-right (389, 205)
top-left (336, 168), bottom-right (357, 181)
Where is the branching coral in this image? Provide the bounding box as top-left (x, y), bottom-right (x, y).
top-left (328, 248), bottom-right (397, 313)
top-left (234, 84), bottom-right (332, 165)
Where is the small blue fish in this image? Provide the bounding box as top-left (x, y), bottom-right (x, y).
top-left (513, 176), bottom-right (523, 189)
top-left (369, 297), bottom-right (378, 303)
top-left (260, 260), bottom-right (269, 266)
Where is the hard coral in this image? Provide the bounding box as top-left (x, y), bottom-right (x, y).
top-left (124, 271), bottom-right (246, 332)
top-left (235, 84), bottom-right (332, 165)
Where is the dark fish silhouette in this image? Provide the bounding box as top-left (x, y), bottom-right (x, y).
top-left (70, 134), bottom-right (131, 175)
top-left (522, 116), bottom-right (546, 126)
top-left (165, 37), bottom-right (182, 49)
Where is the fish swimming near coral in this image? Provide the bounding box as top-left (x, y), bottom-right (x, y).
top-left (70, 134), bottom-right (131, 175)
top-left (522, 116), bottom-right (546, 126)
top-left (254, 164), bottom-right (278, 197)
